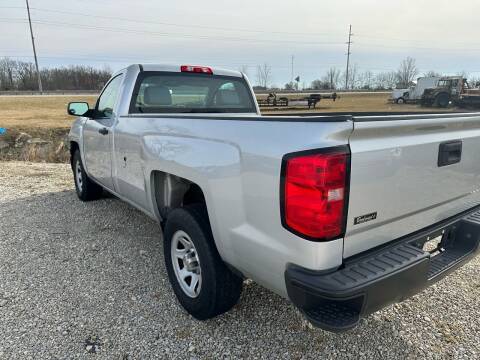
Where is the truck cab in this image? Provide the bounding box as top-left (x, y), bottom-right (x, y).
top-left (421, 76), bottom-right (465, 107)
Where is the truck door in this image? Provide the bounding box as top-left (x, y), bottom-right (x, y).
top-left (83, 74), bottom-right (124, 190)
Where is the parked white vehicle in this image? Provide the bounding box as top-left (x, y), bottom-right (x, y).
top-left (391, 88), bottom-right (410, 104)
top-left (67, 64), bottom-right (480, 332)
top-left (392, 76), bottom-right (441, 104)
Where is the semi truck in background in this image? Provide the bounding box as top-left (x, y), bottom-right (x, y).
top-left (421, 76), bottom-right (480, 108)
top-left (391, 76), bottom-right (440, 104)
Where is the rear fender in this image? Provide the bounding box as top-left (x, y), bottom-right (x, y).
top-left (144, 135), bottom-right (244, 260)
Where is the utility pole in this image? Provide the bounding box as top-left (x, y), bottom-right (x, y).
top-left (345, 25), bottom-right (353, 90)
top-left (26, 0), bottom-right (43, 94)
top-left (291, 55), bottom-right (294, 85)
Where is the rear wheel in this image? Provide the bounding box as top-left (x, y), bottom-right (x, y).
top-left (435, 93), bottom-right (450, 108)
top-left (396, 97), bottom-right (405, 104)
top-left (164, 204), bottom-right (243, 320)
top-left (72, 150), bottom-right (103, 201)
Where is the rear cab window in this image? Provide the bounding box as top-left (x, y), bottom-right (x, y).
top-left (129, 71), bottom-right (257, 114)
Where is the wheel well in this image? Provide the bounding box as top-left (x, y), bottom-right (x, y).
top-left (183, 183), bottom-right (206, 206)
top-left (151, 171), bottom-right (241, 277)
top-left (436, 92), bottom-right (450, 98)
top-left (151, 171), bottom-right (206, 220)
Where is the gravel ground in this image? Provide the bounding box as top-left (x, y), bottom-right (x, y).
top-left (0, 161), bottom-right (479, 359)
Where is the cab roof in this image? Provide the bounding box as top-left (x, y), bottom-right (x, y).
top-left (127, 63), bottom-right (243, 78)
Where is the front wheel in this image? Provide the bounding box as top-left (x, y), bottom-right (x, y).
top-left (396, 97), bottom-right (405, 104)
top-left (164, 204), bottom-right (243, 320)
top-left (72, 150), bottom-right (103, 201)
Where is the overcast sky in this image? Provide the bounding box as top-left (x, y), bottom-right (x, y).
top-left (1, 0), bottom-right (479, 86)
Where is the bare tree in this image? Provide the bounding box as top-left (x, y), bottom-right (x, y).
top-left (256, 63), bottom-right (272, 89)
top-left (375, 71), bottom-right (397, 90)
top-left (396, 57), bottom-right (418, 88)
top-left (343, 64), bottom-right (359, 90)
top-left (17, 62), bottom-right (37, 89)
top-left (323, 67), bottom-right (341, 89)
top-left (311, 79), bottom-right (330, 90)
top-left (0, 58), bottom-right (18, 90)
top-left (359, 70), bottom-right (375, 90)
top-left (0, 57), bottom-right (112, 91)
top-left (469, 76), bottom-right (480, 87)
top-left (423, 70), bottom-right (442, 78)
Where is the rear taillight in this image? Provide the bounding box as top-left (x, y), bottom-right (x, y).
top-left (281, 147), bottom-right (350, 240)
top-left (180, 65), bottom-right (213, 74)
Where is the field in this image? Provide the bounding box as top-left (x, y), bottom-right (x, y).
top-left (0, 92), bottom-right (446, 129)
top-left (257, 92), bottom-right (456, 114)
top-left (0, 95), bottom-right (98, 129)
top-left (0, 93), bottom-right (452, 162)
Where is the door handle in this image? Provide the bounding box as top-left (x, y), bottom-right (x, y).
top-left (98, 127), bottom-right (109, 136)
top-left (438, 140), bottom-right (462, 167)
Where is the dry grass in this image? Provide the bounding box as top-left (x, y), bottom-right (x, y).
top-left (0, 95), bottom-right (97, 129)
top-left (0, 93), bottom-right (451, 130)
top-left (259, 92), bottom-right (454, 114)
top-left (0, 127), bottom-right (70, 163)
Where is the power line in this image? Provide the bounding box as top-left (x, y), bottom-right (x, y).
top-left (345, 25), bottom-right (353, 90)
top-left (3, 5), bottom-right (480, 52)
top-left (353, 41), bottom-right (480, 52)
top-left (0, 17), bottom-right (345, 46)
top-left (4, 5), bottom-right (480, 49)
top-left (25, 0), bottom-right (42, 93)
top-left (354, 34), bottom-right (480, 48)
top-left (2, 15), bottom-right (480, 52)
top-left (0, 6), bottom-right (345, 38)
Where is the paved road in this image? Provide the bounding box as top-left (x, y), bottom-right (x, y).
top-left (0, 161), bottom-right (479, 359)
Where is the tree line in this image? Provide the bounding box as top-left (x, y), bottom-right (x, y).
top-left (0, 57), bottom-right (112, 91)
top-left (2, 56), bottom-right (478, 92)
top-left (252, 57), bottom-right (480, 91)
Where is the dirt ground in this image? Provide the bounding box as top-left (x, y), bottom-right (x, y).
top-left (0, 161), bottom-right (479, 359)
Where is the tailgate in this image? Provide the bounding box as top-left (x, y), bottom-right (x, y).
top-left (344, 113), bottom-right (480, 258)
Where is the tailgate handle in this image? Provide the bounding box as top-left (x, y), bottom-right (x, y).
top-left (438, 140), bottom-right (462, 167)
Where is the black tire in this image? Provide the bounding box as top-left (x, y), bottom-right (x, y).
top-left (435, 93), bottom-right (450, 108)
top-left (164, 204), bottom-right (243, 320)
top-left (71, 150), bottom-right (103, 201)
top-left (396, 97), bottom-right (405, 104)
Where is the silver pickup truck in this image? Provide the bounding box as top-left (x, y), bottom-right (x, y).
top-left (67, 64), bottom-right (480, 332)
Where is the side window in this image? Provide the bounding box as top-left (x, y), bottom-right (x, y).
top-left (96, 75), bottom-right (123, 118)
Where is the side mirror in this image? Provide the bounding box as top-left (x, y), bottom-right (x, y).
top-left (67, 102), bottom-right (90, 116)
